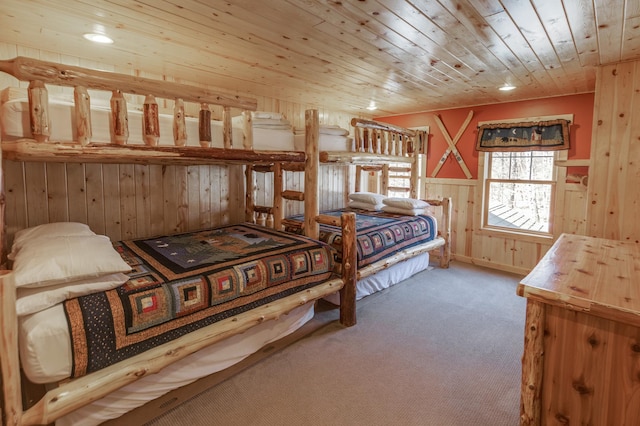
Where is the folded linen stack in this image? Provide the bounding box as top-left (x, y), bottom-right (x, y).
top-left (251, 111), bottom-right (292, 130)
top-left (293, 124), bottom-right (350, 136)
top-left (347, 192), bottom-right (386, 211)
top-left (346, 192), bottom-right (432, 216)
top-left (320, 124), bottom-right (349, 136)
top-left (381, 197), bottom-right (431, 215)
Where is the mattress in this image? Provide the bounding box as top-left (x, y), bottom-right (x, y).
top-left (54, 302), bottom-right (315, 426)
top-left (19, 223), bottom-right (335, 383)
top-left (0, 97), bottom-right (294, 150)
top-left (323, 252), bottom-right (430, 305)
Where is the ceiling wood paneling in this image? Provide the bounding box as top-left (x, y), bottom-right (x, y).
top-left (1, 0), bottom-right (637, 115)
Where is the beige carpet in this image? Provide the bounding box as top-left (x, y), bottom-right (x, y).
top-left (146, 261), bottom-right (526, 426)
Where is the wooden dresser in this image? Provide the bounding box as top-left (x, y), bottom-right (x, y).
top-left (517, 233), bottom-right (640, 425)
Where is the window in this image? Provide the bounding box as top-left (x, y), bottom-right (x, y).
top-left (483, 150), bottom-right (556, 236)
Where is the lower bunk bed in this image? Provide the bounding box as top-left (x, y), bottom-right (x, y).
top-left (2, 218), bottom-right (357, 426)
top-left (284, 197), bottom-right (451, 304)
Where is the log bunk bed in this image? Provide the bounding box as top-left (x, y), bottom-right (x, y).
top-left (0, 57), bottom-right (358, 426)
top-left (280, 116), bottom-right (452, 303)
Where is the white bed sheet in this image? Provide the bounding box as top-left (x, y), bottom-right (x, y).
top-left (55, 302), bottom-right (314, 426)
top-left (18, 300), bottom-right (314, 425)
top-left (1, 98), bottom-right (294, 150)
top-left (323, 252), bottom-right (431, 305)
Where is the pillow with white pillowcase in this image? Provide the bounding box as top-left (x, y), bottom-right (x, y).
top-left (16, 272), bottom-right (130, 316)
top-left (348, 192), bottom-right (387, 205)
top-left (9, 222), bottom-right (96, 260)
top-left (12, 235), bottom-right (131, 288)
top-left (348, 200), bottom-right (384, 211)
top-left (382, 197), bottom-right (431, 210)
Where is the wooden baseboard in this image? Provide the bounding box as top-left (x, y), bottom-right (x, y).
top-left (453, 255), bottom-right (530, 276)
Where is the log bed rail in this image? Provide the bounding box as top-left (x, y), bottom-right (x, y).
top-left (0, 56), bottom-right (304, 165)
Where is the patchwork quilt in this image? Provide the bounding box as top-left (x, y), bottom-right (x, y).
top-left (287, 209), bottom-right (437, 268)
top-left (64, 223), bottom-right (335, 378)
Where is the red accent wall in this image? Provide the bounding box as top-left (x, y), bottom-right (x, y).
top-left (375, 93), bottom-right (594, 179)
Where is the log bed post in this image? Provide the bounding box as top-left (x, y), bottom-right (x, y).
top-left (198, 103), bottom-right (212, 148)
top-left (222, 106), bottom-right (232, 149)
top-left (305, 109), bottom-right (319, 240)
top-left (73, 86), bottom-right (92, 146)
top-left (273, 162), bottom-right (283, 230)
top-left (0, 271), bottom-right (22, 426)
top-left (27, 81), bottom-right (50, 143)
top-left (339, 212), bottom-right (357, 326)
top-left (173, 98), bottom-right (187, 146)
top-left (110, 90), bottom-right (129, 145)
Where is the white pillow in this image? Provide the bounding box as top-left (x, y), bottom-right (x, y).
top-left (348, 200), bottom-right (384, 211)
top-left (12, 235), bottom-right (132, 288)
top-left (16, 272), bottom-right (130, 316)
top-left (381, 205), bottom-right (428, 216)
top-left (383, 197), bottom-right (431, 210)
top-left (348, 192), bottom-right (387, 205)
top-left (9, 222), bottom-right (96, 260)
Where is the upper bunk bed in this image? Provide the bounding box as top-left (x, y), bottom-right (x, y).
top-left (0, 56), bottom-right (303, 166)
top-left (0, 56), bottom-right (358, 426)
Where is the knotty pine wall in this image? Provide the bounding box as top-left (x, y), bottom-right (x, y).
top-left (587, 59), bottom-right (640, 242)
top-left (0, 43), bottom-right (357, 248)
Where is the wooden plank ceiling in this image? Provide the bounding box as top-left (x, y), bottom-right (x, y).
top-left (1, 0), bottom-right (639, 115)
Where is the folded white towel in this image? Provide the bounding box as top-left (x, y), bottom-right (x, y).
top-left (252, 111), bottom-right (284, 120)
top-left (320, 125), bottom-right (349, 136)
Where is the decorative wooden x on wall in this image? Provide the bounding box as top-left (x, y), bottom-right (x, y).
top-left (432, 110), bottom-right (474, 178)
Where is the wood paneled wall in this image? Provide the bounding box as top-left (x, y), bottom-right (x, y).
top-left (423, 177), bottom-right (588, 275)
top-left (587, 60), bottom-right (640, 241)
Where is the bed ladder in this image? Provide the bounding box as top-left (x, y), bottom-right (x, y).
top-left (245, 162), bottom-right (306, 230)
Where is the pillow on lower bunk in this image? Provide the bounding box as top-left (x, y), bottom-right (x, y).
top-left (8, 222), bottom-right (96, 260)
top-left (16, 272), bottom-right (130, 316)
top-left (382, 197), bottom-right (431, 210)
top-left (348, 200), bottom-right (384, 211)
top-left (12, 235), bottom-right (131, 288)
top-left (381, 205), bottom-right (429, 216)
top-left (348, 192), bottom-right (387, 205)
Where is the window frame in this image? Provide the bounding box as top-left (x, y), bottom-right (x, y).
top-left (475, 114), bottom-right (572, 243)
top-left (482, 150), bottom-right (558, 238)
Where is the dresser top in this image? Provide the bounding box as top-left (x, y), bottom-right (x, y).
top-left (518, 233), bottom-right (640, 324)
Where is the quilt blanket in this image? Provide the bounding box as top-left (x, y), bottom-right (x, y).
top-left (287, 209), bottom-right (437, 268)
top-left (64, 223), bottom-right (335, 378)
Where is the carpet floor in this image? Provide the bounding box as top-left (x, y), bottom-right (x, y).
top-left (146, 261), bottom-right (526, 426)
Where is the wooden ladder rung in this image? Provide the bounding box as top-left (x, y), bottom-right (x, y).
top-left (253, 205), bottom-right (273, 214)
top-left (282, 190), bottom-right (304, 201)
top-left (389, 166), bottom-right (411, 173)
top-left (282, 163), bottom-right (305, 172)
top-left (252, 164), bottom-right (275, 173)
top-left (360, 166), bottom-right (383, 172)
top-left (282, 219), bottom-right (304, 230)
top-left (388, 186), bottom-right (410, 192)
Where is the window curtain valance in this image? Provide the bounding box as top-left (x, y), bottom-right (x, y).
top-left (476, 119), bottom-right (570, 152)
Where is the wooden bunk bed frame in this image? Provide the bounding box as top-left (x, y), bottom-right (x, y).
top-left (0, 57), bottom-right (357, 426)
top-left (278, 115), bottom-right (452, 280)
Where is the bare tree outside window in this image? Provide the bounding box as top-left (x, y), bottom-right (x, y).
top-left (485, 151), bottom-right (555, 234)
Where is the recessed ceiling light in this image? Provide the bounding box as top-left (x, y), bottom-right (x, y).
top-left (366, 101), bottom-right (377, 111)
top-left (83, 33), bottom-right (114, 44)
top-left (499, 84), bottom-right (516, 91)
